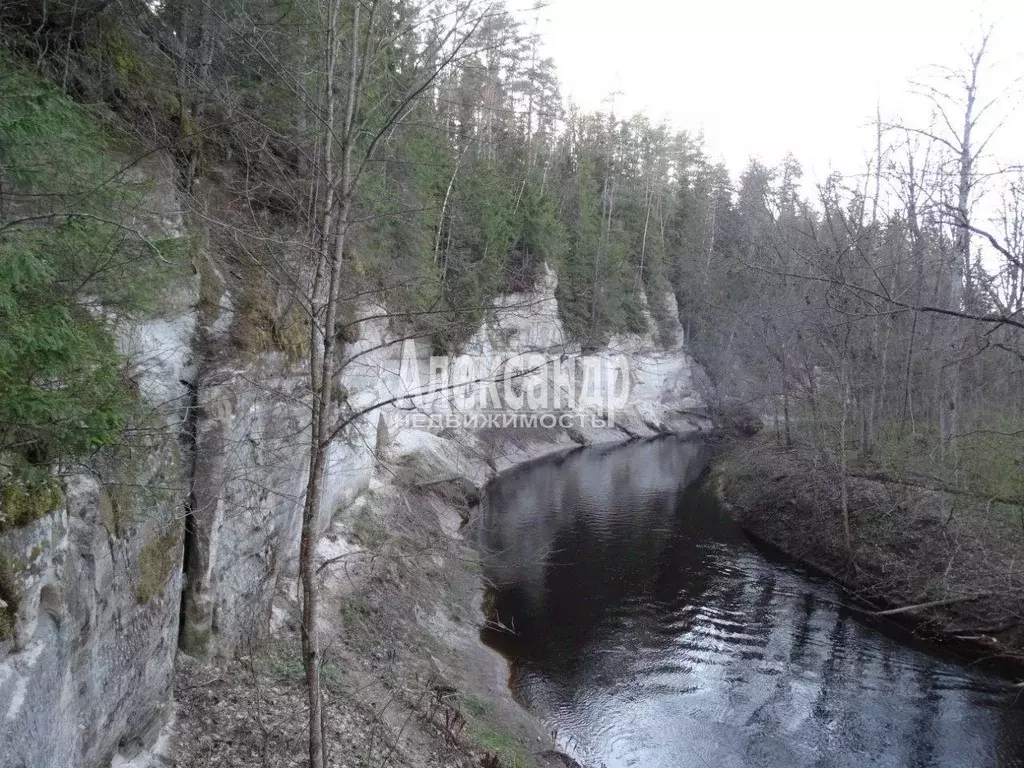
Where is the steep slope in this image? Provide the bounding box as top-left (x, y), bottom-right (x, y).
top-left (0, 156), bottom-right (709, 767)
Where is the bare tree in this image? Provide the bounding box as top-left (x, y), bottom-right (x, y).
top-left (292, 5), bottom-right (493, 764)
top-left (893, 29), bottom-right (1007, 450)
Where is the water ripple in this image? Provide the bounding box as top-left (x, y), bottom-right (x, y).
top-left (479, 437), bottom-right (1024, 768)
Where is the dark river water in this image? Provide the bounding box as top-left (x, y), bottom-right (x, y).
top-left (476, 437), bottom-right (1024, 768)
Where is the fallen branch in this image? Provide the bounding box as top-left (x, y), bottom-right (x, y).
top-left (848, 468), bottom-right (1023, 507)
top-left (870, 593), bottom-right (993, 617)
top-left (941, 620), bottom-right (1023, 636)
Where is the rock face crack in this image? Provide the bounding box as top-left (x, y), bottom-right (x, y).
top-left (178, 377), bottom-right (200, 653)
top-left (1, 213), bottom-right (708, 766)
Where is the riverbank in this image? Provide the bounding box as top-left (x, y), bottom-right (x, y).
top-left (168, 421), bottom-right (715, 768)
top-left (166, 429), bottom-right (605, 768)
top-left (712, 436), bottom-right (1024, 673)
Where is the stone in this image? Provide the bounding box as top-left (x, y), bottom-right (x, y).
top-left (0, 160), bottom-right (707, 765)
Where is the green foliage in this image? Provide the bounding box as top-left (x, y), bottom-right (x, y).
top-left (480, 587), bottom-right (497, 619)
top-left (430, 154), bottom-right (521, 350)
top-left (869, 417), bottom-right (1024, 505)
top-left (952, 416), bottom-right (1024, 503)
top-left (470, 724), bottom-right (529, 768)
top-left (354, 112), bottom-right (571, 351)
top-left (352, 509), bottom-right (389, 551)
top-left (461, 696), bottom-right (490, 718)
top-left (510, 181), bottom-right (567, 290)
top-left (553, 142), bottom-right (649, 346)
top-left (341, 595), bottom-right (373, 632)
top-left (353, 118), bottom-right (449, 331)
top-left (0, 64), bottom-right (181, 469)
top-left (0, 253), bottom-right (134, 464)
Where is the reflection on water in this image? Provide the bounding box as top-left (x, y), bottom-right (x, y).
top-left (477, 437), bottom-right (1024, 768)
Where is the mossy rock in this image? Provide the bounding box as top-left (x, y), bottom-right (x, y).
top-left (195, 248), bottom-right (226, 321)
top-left (271, 310), bottom-right (310, 363)
top-left (0, 481), bottom-right (64, 533)
top-left (233, 295), bottom-right (311, 364)
top-left (0, 558), bottom-right (19, 642)
top-left (135, 525), bottom-right (183, 604)
top-left (99, 485), bottom-right (137, 538)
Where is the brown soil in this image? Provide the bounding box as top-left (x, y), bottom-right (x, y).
top-left (712, 437), bottom-right (1024, 674)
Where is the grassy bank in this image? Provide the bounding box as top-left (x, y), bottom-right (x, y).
top-left (712, 435), bottom-right (1024, 672)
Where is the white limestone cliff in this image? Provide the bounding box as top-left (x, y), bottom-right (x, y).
top-left (0, 158), bottom-right (709, 768)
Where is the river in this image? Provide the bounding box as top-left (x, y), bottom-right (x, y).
top-left (476, 436), bottom-right (1024, 768)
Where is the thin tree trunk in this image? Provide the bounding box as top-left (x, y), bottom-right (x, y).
top-left (781, 346), bottom-right (792, 448)
top-left (299, 4), bottom-right (360, 766)
top-left (635, 181), bottom-right (653, 296)
top-left (840, 364), bottom-right (852, 553)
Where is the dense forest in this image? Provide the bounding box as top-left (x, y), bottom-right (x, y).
top-left (2, 1), bottom-right (1023, 763)
top-left (3, 0), bottom-right (1020, 482)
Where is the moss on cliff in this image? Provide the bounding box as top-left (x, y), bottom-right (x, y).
top-left (0, 481), bottom-right (64, 533)
top-left (0, 557), bottom-right (18, 642)
top-left (99, 484), bottom-right (138, 539)
top-left (233, 290), bottom-right (311, 364)
top-left (96, 409), bottom-right (185, 539)
top-left (136, 525), bottom-right (183, 604)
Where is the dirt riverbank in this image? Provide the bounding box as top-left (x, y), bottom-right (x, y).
top-left (711, 436), bottom-right (1024, 675)
top-left (166, 434), bottom-right (595, 768)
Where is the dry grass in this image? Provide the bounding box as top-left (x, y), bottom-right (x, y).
top-left (174, 478), bottom-right (572, 768)
top-left (714, 435), bottom-right (1024, 666)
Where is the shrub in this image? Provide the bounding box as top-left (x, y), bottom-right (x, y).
top-left (0, 63), bottom-right (182, 470)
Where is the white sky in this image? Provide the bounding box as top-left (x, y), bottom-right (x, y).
top-left (515, 0), bottom-right (1024, 185)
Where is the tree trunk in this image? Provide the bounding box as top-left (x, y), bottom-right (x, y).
top-left (298, 5), bottom-right (358, 764)
top-left (299, 446), bottom-right (327, 768)
top-left (781, 346), bottom-right (792, 448)
top-left (840, 365), bottom-right (852, 554)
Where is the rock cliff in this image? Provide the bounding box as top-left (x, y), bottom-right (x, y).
top-left (0, 161), bottom-right (708, 768)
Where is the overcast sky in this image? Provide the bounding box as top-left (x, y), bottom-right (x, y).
top-left (515, 0), bottom-right (1024, 185)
